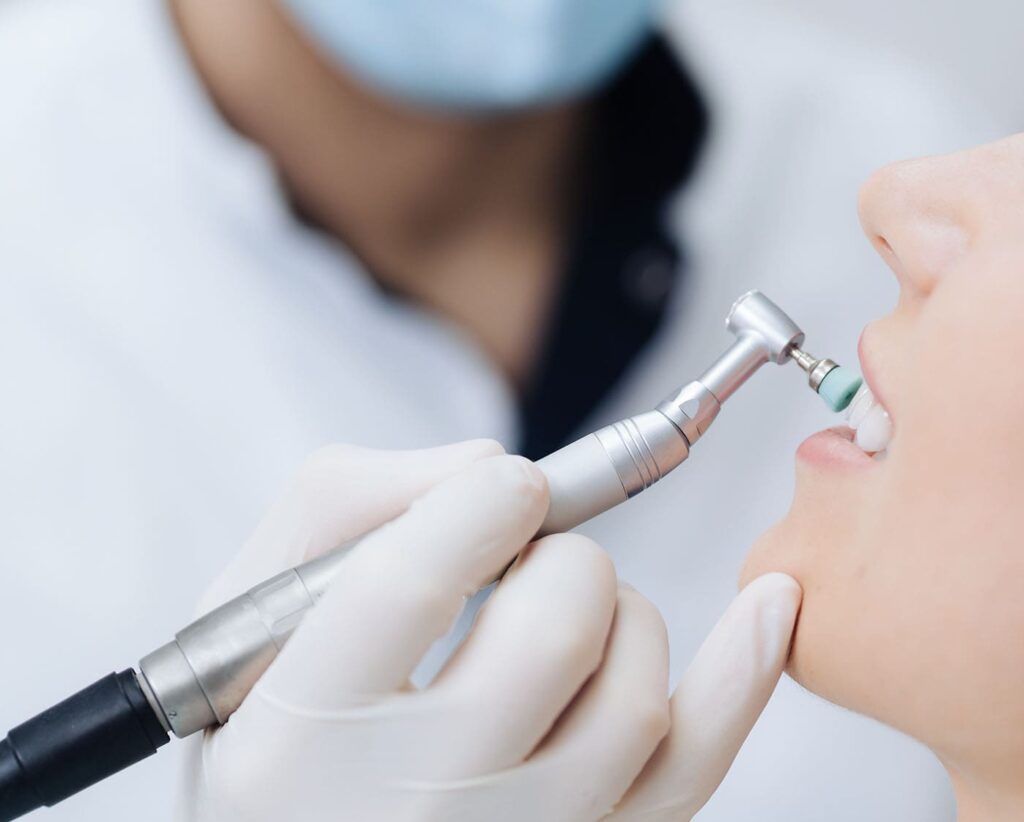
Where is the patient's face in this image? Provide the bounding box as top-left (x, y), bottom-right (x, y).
top-left (742, 134), bottom-right (1024, 777)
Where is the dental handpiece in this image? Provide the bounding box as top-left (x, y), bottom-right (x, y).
top-left (0, 291), bottom-right (860, 820)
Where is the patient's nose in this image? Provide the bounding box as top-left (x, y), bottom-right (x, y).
top-left (857, 155), bottom-right (971, 301)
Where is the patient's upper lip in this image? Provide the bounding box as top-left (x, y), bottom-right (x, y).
top-left (857, 327), bottom-right (894, 420)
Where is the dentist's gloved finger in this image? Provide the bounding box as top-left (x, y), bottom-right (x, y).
top-left (428, 534), bottom-right (618, 775)
top-left (259, 455), bottom-right (549, 707)
top-left (521, 587), bottom-right (672, 819)
top-left (201, 439), bottom-right (504, 609)
top-left (609, 573), bottom-right (802, 821)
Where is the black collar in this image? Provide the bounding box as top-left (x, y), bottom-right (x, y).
top-left (518, 35), bottom-right (708, 459)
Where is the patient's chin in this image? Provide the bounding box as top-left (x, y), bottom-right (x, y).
top-left (739, 518), bottom-right (798, 591)
top-left (745, 517), bottom-right (871, 718)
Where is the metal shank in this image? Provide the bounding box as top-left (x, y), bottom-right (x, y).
top-left (788, 346), bottom-right (838, 392)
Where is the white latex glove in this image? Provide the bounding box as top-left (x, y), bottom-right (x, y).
top-left (179, 440), bottom-right (801, 822)
top-left (604, 570), bottom-right (801, 821)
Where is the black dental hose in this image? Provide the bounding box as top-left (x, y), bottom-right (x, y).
top-left (0, 670), bottom-right (168, 819)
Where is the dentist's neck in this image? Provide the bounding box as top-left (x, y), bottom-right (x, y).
top-left (169, 0), bottom-right (588, 388)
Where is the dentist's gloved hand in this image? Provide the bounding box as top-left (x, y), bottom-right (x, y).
top-left (603, 570), bottom-right (801, 821)
top-left (178, 440), bottom-right (801, 822)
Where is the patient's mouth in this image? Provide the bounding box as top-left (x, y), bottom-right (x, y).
top-left (845, 383), bottom-right (892, 454)
top-left (795, 386), bottom-right (891, 470)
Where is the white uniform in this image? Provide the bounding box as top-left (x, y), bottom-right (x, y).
top-left (0, 0), bottom-right (1000, 819)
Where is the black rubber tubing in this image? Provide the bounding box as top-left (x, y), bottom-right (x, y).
top-left (0, 670), bottom-right (169, 820)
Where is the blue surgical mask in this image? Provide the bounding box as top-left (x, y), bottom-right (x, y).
top-left (279, 0), bottom-right (662, 111)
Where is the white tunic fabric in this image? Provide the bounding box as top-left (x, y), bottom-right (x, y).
top-left (0, 0), bottom-right (1000, 819)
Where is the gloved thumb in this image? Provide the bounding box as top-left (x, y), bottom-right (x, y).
top-left (609, 573), bottom-right (801, 820)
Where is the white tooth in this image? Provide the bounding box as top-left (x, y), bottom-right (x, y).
top-left (855, 403), bottom-right (893, 453)
top-left (846, 384), bottom-right (874, 429)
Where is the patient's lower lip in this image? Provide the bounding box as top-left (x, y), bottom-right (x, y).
top-left (797, 427), bottom-right (875, 470)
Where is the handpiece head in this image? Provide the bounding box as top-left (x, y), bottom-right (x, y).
top-left (657, 290), bottom-right (804, 444)
top-left (725, 290), bottom-right (805, 364)
top-left (696, 290), bottom-right (805, 404)
top-left (658, 290), bottom-right (859, 447)
top-left (722, 291), bottom-right (863, 412)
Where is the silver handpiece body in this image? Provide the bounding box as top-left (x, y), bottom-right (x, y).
top-left (138, 290), bottom-right (804, 738)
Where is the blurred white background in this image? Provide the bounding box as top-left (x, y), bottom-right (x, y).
top-left (685, 0), bottom-right (1024, 128)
